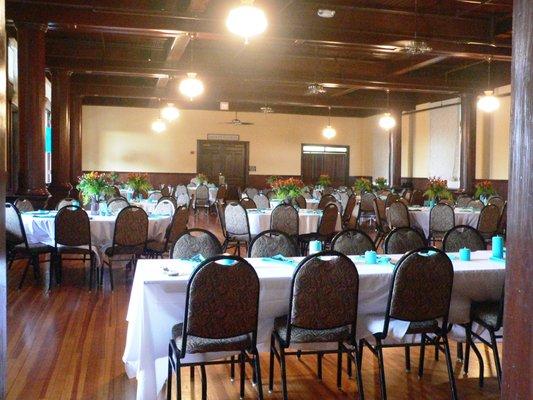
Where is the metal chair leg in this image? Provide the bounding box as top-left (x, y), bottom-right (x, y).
top-left (317, 352), bottom-right (323, 380)
top-left (230, 355), bottom-right (235, 382)
top-left (252, 348), bottom-right (264, 400)
top-left (200, 364), bottom-right (207, 400)
top-left (489, 330), bottom-right (502, 388)
top-left (404, 346), bottom-right (411, 372)
top-left (279, 346), bottom-right (289, 400)
top-left (239, 351), bottom-right (245, 399)
top-left (167, 345), bottom-right (173, 400)
top-left (337, 343), bottom-right (342, 389)
top-left (268, 335), bottom-right (275, 393)
top-left (418, 335), bottom-right (426, 378)
top-left (376, 343), bottom-right (387, 400)
top-left (442, 335), bottom-right (459, 400)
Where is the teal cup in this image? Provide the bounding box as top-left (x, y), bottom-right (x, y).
top-left (492, 236), bottom-right (504, 259)
top-left (308, 240), bottom-right (322, 255)
top-left (459, 248), bottom-right (471, 261)
top-left (365, 250), bottom-right (377, 264)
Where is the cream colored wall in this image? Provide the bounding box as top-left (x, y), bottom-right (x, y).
top-left (361, 115), bottom-right (390, 180)
top-left (82, 106), bottom-right (375, 176)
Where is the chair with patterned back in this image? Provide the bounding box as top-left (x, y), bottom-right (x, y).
top-left (299, 203), bottom-right (339, 253)
top-left (403, 189), bottom-right (412, 203)
top-left (56, 197), bottom-right (77, 210)
top-left (373, 198), bottom-right (390, 249)
top-left (145, 206), bottom-right (189, 258)
top-left (239, 197), bottom-right (257, 210)
top-left (253, 193), bottom-right (270, 209)
top-left (176, 193), bottom-right (190, 208)
top-left (265, 190), bottom-right (276, 201)
top-left (269, 251), bottom-right (363, 399)
top-left (429, 203), bottom-right (455, 244)
top-left (387, 201), bottom-right (410, 229)
top-left (167, 255), bottom-right (263, 400)
top-left (331, 229), bottom-right (375, 255)
top-left (103, 206), bottom-right (148, 290)
top-left (14, 198), bottom-right (34, 212)
top-left (248, 230), bottom-right (298, 258)
top-left (244, 187), bottom-right (259, 199)
top-left (442, 225), bottom-right (486, 252)
top-left (161, 186), bottom-right (171, 197)
top-left (224, 203), bottom-right (252, 256)
top-left (410, 189), bottom-right (424, 206)
top-left (270, 204), bottom-right (299, 238)
top-left (107, 197), bottom-right (130, 215)
top-left (317, 194), bottom-right (336, 210)
top-left (487, 196), bottom-right (505, 215)
top-left (467, 199), bottom-right (484, 210)
top-left (158, 195), bottom-right (178, 208)
top-left (194, 184), bottom-right (211, 214)
top-left (385, 194), bottom-right (400, 208)
top-left (342, 194), bottom-right (357, 229)
top-left (6, 203), bottom-right (54, 289)
top-left (54, 205), bottom-right (98, 289)
top-left (174, 184), bottom-right (188, 197)
top-left (497, 202), bottom-right (507, 237)
top-left (171, 228), bottom-right (222, 260)
top-left (338, 191), bottom-right (350, 212)
top-left (477, 204), bottom-right (501, 241)
top-left (360, 248), bottom-right (457, 400)
top-left (293, 195), bottom-right (306, 209)
top-left (456, 195), bottom-right (472, 208)
top-left (357, 192), bottom-right (376, 227)
top-left (154, 199), bottom-right (176, 216)
top-left (384, 227), bottom-right (426, 254)
top-left (439, 199), bottom-right (455, 207)
top-left (147, 191), bottom-right (163, 202)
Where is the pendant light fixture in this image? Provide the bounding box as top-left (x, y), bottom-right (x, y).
top-left (178, 34), bottom-right (205, 101)
top-left (322, 107), bottom-right (336, 139)
top-left (404, 0), bottom-right (432, 55)
top-left (226, 0), bottom-right (268, 44)
top-left (151, 118), bottom-right (167, 134)
top-left (477, 57), bottom-right (500, 113)
top-left (379, 90), bottom-right (397, 130)
top-left (160, 103), bottom-right (180, 122)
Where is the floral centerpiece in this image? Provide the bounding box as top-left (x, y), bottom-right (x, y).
top-left (126, 173), bottom-right (152, 197)
top-left (271, 177), bottom-right (304, 201)
top-left (353, 177), bottom-right (372, 194)
top-left (77, 172), bottom-right (114, 213)
top-left (192, 173), bottom-right (209, 186)
top-left (424, 177), bottom-right (453, 203)
top-left (474, 180), bottom-right (496, 203)
top-left (109, 171), bottom-right (120, 185)
top-left (316, 174), bottom-right (331, 188)
top-left (266, 175), bottom-right (280, 187)
top-left (374, 177), bottom-right (388, 190)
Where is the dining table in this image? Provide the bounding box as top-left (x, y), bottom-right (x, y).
top-left (269, 198), bottom-right (320, 210)
top-left (123, 250), bottom-right (505, 400)
top-left (407, 206), bottom-right (481, 237)
top-left (246, 208), bottom-right (342, 235)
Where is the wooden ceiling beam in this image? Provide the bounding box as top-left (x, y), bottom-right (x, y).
top-left (389, 56), bottom-right (449, 76)
top-left (6, 1), bottom-right (512, 61)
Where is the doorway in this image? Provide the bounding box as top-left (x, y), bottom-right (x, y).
top-left (301, 144), bottom-right (349, 186)
top-left (197, 140), bottom-right (249, 188)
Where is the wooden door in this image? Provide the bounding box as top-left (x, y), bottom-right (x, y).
top-left (301, 146), bottom-right (349, 186)
top-left (197, 140), bottom-right (249, 188)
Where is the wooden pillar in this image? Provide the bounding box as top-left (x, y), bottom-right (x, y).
top-left (69, 95), bottom-right (83, 183)
top-left (50, 69), bottom-right (71, 186)
top-left (16, 23), bottom-right (46, 193)
top-left (460, 93), bottom-right (477, 193)
top-left (502, 0), bottom-right (532, 398)
top-left (388, 109), bottom-right (402, 188)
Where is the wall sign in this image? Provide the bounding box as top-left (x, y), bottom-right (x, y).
top-left (207, 133), bottom-right (240, 141)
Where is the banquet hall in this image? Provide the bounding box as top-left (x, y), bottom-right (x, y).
top-left (0, 0), bottom-right (531, 399)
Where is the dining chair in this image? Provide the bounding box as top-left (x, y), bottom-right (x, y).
top-left (167, 255), bottom-right (263, 400)
top-left (158, 195), bottom-right (178, 208)
top-left (54, 205), bottom-right (98, 290)
top-left (265, 190), bottom-right (276, 201)
top-left (387, 201), bottom-right (410, 229)
top-left (145, 206), bottom-right (189, 258)
top-left (14, 198), bottom-right (34, 212)
top-left (409, 189), bottom-right (424, 206)
top-left (147, 191), bottom-right (163, 202)
top-left (176, 193), bottom-right (190, 208)
top-left (299, 203), bottom-right (339, 253)
top-left (384, 194), bottom-right (400, 208)
top-left (6, 203), bottom-right (54, 289)
top-left (154, 199), bottom-right (176, 216)
top-left (170, 228), bottom-right (222, 259)
top-left (341, 194), bottom-right (357, 229)
top-left (293, 195), bottom-right (306, 209)
top-left (214, 185), bottom-right (227, 205)
top-left (442, 225), bottom-right (486, 252)
top-left (56, 197), bottom-right (77, 210)
top-left (456, 195), bottom-right (472, 208)
top-left (270, 204), bottom-right (299, 239)
top-left (467, 200), bottom-right (484, 210)
top-left (248, 230), bottom-right (298, 258)
top-left (477, 204), bottom-right (501, 241)
top-left (429, 203), bottom-right (455, 244)
top-left (103, 206), bottom-right (148, 290)
top-left (359, 248), bottom-right (457, 400)
top-left (244, 187), bottom-right (259, 199)
top-left (331, 229), bottom-right (375, 255)
top-left (357, 192), bottom-right (376, 227)
top-left (269, 251), bottom-right (363, 400)
top-left (107, 197), bottom-right (130, 215)
top-left (253, 193), bottom-right (270, 209)
top-left (161, 186), bottom-right (171, 197)
top-left (487, 196), bottom-right (505, 214)
top-left (224, 203), bottom-right (252, 256)
top-left (194, 184), bottom-right (211, 215)
top-left (239, 197), bottom-right (257, 210)
top-left (384, 227), bottom-right (426, 254)
top-left (317, 194), bottom-right (336, 210)
top-left (372, 198), bottom-right (389, 249)
top-left (174, 185), bottom-right (188, 197)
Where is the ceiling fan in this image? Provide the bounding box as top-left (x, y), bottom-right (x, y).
top-left (222, 111), bottom-right (254, 126)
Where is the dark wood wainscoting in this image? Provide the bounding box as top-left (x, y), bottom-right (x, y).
top-left (402, 177), bottom-right (509, 200)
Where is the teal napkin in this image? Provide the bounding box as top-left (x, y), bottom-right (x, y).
top-left (489, 256), bottom-right (506, 264)
top-left (189, 254), bottom-right (206, 263)
top-left (262, 254), bottom-right (296, 265)
top-left (446, 253), bottom-right (459, 260)
top-left (25, 210), bottom-right (49, 215)
top-left (353, 255), bottom-right (392, 265)
top-left (33, 214), bottom-right (54, 219)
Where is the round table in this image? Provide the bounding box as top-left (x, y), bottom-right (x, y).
top-left (246, 208), bottom-right (342, 235)
top-left (407, 206), bottom-right (481, 238)
top-left (269, 199), bottom-right (320, 210)
top-left (130, 199), bottom-right (159, 214)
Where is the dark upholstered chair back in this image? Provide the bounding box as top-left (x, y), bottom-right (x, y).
top-left (108, 197), bottom-right (130, 215)
top-left (410, 190), bottom-right (424, 206)
top-left (456, 195), bottom-right (472, 208)
top-left (6, 203), bottom-right (27, 247)
top-left (184, 256), bottom-right (259, 340)
top-left (171, 228), bottom-right (222, 259)
top-left (55, 205), bottom-right (91, 247)
top-left (477, 204), bottom-right (501, 235)
top-left (443, 225), bottom-right (486, 252)
top-left (429, 203), bottom-right (455, 233)
top-left (318, 203), bottom-right (338, 236)
top-left (289, 251), bottom-right (359, 333)
top-left (239, 197), bottom-right (257, 210)
top-left (249, 230), bottom-right (298, 258)
top-left (56, 198), bottom-right (76, 210)
top-left (113, 206), bottom-right (148, 247)
top-left (253, 193), bottom-right (270, 209)
top-left (271, 204), bottom-right (299, 236)
top-left (387, 248), bottom-right (453, 328)
top-left (167, 206), bottom-right (189, 244)
top-left (332, 229), bottom-right (375, 255)
top-left (224, 203), bottom-right (251, 238)
top-left (318, 194), bottom-right (336, 210)
top-left (388, 201), bottom-right (410, 229)
top-left (294, 195), bottom-right (306, 209)
top-left (359, 192), bottom-right (376, 212)
top-left (342, 194), bottom-right (357, 222)
top-left (384, 227), bottom-right (426, 254)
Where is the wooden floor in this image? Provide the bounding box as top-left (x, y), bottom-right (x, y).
top-left (7, 212), bottom-right (502, 399)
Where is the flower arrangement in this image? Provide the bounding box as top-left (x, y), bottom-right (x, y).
top-left (316, 174), bottom-right (331, 188)
top-left (424, 177), bottom-right (453, 201)
top-left (192, 173), bottom-right (209, 186)
top-left (266, 175), bottom-right (280, 187)
top-left (353, 177), bottom-right (372, 194)
top-left (374, 177), bottom-right (388, 190)
top-left (270, 177), bottom-right (304, 200)
top-left (77, 172), bottom-right (114, 205)
top-left (109, 171), bottom-right (120, 185)
top-left (126, 173), bottom-right (152, 194)
top-left (474, 180), bottom-right (496, 200)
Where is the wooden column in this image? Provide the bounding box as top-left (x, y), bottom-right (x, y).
top-left (502, 0), bottom-right (532, 398)
top-left (69, 94), bottom-right (83, 183)
top-left (50, 69), bottom-right (71, 186)
top-left (388, 109), bottom-right (402, 188)
top-left (460, 93), bottom-right (477, 193)
top-left (16, 23), bottom-right (46, 193)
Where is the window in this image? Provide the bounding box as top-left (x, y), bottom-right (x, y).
top-left (301, 144), bottom-right (350, 186)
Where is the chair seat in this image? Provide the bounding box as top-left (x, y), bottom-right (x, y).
top-left (471, 301), bottom-right (500, 329)
top-left (57, 245), bottom-right (94, 255)
top-left (11, 242), bottom-right (54, 256)
top-left (298, 233), bottom-right (322, 243)
top-left (364, 314), bottom-right (440, 344)
top-left (104, 245), bottom-right (144, 257)
top-left (274, 315), bottom-right (351, 344)
top-left (172, 323), bottom-right (252, 354)
top-left (145, 240), bottom-right (166, 253)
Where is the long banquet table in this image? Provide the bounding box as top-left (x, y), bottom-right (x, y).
top-left (123, 250), bottom-right (505, 400)
top-left (246, 208), bottom-right (342, 235)
top-left (407, 206), bottom-right (481, 237)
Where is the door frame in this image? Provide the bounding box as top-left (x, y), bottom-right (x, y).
top-left (300, 143), bottom-right (350, 186)
top-left (196, 140), bottom-right (250, 186)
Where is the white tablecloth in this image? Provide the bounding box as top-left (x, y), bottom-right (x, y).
top-left (187, 186), bottom-right (218, 202)
top-left (21, 211), bottom-right (172, 262)
top-left (123, 251), bottom-right (505, 400)
top-left (246, 209), bottom-right (342, 235)
top-left (270, 199), bottom-right (320, 210)
top-left (130, 200), bottom-right (158, 214)
top-left (408, 207), bottom-right (481, 237)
